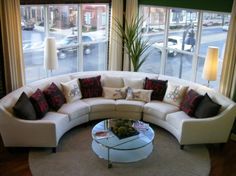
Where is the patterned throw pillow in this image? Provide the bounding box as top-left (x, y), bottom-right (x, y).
top-left (79, 75), bottom-right (103, 98)
top-left (103, 87), bottom-right (127, 99)
top-left (30, 89), bottom-right (49, 119)
top-left (43, 83), bottom-right (66, 111)
top-left (194, 93), bottom-right (221, 118)
top-left (144, 77), bottom-right (168, 101)
top-left (180, 89), bottom-right (203, 116)
top-left (126, 87), bottom-right (153, 103)
top-left (13, 92), bottom-right (37, 120)
top-left (61, 79), bottom-right (82, 103)
top-left (163, 83), bottom-right (188, 107)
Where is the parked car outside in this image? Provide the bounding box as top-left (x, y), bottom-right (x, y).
top-left (222, 24), bottom-right (229, 31)
top-left (57, 35), bottom-right (95, 59)
top-left (153, 36), bottom-right (193, 57)
top-left (202, 19), bottom-right (222, 26)
top-left (21, 20), bottom-right (35, 30)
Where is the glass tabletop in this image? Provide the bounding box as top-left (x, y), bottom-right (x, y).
top-left (91, 119), bottom-right (155, 150)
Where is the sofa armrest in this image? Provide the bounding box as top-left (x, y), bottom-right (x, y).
top-left (0, 106), bottom-right (57, 147)
top-left (180, 104), bottom-right (236, 145)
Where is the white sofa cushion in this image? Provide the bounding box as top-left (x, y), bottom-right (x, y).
top-left (103, 87), bottom-right (127, 100)
top-left (144, 101), bottom-right (179, 120)
top-left (166, 111), bottom-right (191, 130)
top-left (58, 100), bottom-right (90, 121)
top-left (42, 111), bottom-right (69, 123)
top-left (116, 99), bottom-right (145, 112)
top-left (124, 78), bottom-right (144, 89)
top-left (102, 75), bottom-right (124, 88)
top-left (61, 79), bottom-right (82, 103)
top-left (82, 97), bottom-right (116, 112)
top-left (163, 83), bottom-right (188, 106)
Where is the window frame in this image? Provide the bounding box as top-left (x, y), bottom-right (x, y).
top-left (139, 5), bottom-right (230, 88)
top-left (21, 3), bottom-right (110, 83)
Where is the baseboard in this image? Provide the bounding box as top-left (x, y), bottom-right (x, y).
top-left (231, 133), bottom-right (236, 141)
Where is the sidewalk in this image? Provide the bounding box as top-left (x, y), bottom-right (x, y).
top-left (34, 25), bottom-right (106, 41)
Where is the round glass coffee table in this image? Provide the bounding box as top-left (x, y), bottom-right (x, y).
top-left (91, 119), bottom-right (155, 168)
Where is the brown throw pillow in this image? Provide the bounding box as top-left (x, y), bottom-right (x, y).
top-left (194, 93), bottom-right (221, 118)
top-left (13, 92), bottom-right (37, 120)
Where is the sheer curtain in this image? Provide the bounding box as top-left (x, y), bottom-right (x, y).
top-left (108, 0), bottom-right (124, 71)
top-left (219, 0), bottom-right (236, 101)
top-left (0, 0), bottom-right (25, 93)
top-left (123, 0), bottom-right (138, 71)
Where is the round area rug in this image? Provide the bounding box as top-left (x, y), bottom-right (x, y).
top-left (29, 124), bottom-right (210, 176)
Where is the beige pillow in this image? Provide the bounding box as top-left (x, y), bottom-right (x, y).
top-left (163, 83), bottom-right (188, 106)
top-left (126, 87), bottom-right (152, 102)
top-left (102, 75), bottom-right (124, 88)
top-left (103, 87), bottom-right (127, 100)
top-left (61, 79), bottom-right (82, 103)
top-left (123, 78), bottom-right (144, 89)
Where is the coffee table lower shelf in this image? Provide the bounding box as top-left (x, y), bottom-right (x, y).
top-left (92, 140), bottom-right (153, 168)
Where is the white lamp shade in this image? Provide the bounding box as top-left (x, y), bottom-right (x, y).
top-left (44, 37), bottom-right (58, 70)
top-left (202, 46), bottom-right (219, 81)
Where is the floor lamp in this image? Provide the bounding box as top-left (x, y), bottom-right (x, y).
top-left (44, 37), bottom-right (58, 77)
top-left (202, 46), bottom-right (219, 87)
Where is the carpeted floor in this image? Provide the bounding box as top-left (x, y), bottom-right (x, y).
top-left (29, 125), bottom-right (210, 176)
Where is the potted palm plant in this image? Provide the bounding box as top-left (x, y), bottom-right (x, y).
top-left (114, 15), bottom-right (151, 72)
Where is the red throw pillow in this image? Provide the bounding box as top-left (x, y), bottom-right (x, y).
top-left (180, 89), bottom-right (203, 116)
top-left (30, 89), bottom-right (49, 119)
top-left (79, 75), bottom-right (103, 98)
top-left (43, 82), bottom-right (66, 111)
top-left (144, 77), bottom-right (168, 101)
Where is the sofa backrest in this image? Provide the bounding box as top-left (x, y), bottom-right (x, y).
top-left (27, 75), bottom-right (71, 91)
top-left (0, 71), bottom-right (234, 115)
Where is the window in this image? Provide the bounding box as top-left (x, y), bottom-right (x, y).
top-left (21, 4), bottom-right (109, 83)
top-left (165, 8), bottom-right (198, 81)
top-left (138, 6), bottom-right (166, 74)
top-left (140, 5), bottom-right (230, 89)
top-left (196, 12), bottom-right (230, 88)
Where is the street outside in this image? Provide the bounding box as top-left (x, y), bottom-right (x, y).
top-left (140, 26), bottom-right (228, 88)
top-left (22, 26), bottom-right (108, 82)
top-left (22, 25), bottom-right (228, 87)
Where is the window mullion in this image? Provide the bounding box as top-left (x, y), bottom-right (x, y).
top-left (105, 4), bottom-right (109, 41)
top-left (78, 4), bottom-right (83, 72)
top-left (160, 8), bottom-right (170, 75)
top-left (192, 11), bottom-right (203, 82)
top-left (104, 3), bottom-right (110, 70)
top-left (45, 5), bottom-right (49, 37)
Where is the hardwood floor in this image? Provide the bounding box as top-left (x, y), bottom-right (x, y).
top-left (0, 135), bottom-right (235, 176)
top-left (208, 140), bottom-right (236, 176)
top-left (0, 138), bottom-right (31, 176)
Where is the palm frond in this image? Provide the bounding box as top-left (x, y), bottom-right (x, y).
top-left (113, 15), bottom-right (152, 71)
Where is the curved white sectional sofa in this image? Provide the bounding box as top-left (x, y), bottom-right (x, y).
top-left (0, 71), bottom-right (235, 150)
